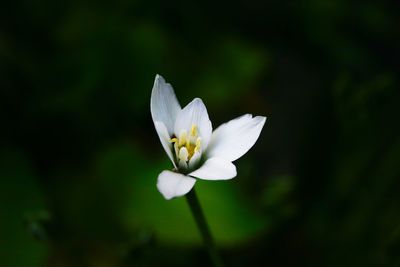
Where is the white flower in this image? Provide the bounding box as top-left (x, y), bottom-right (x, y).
top-left (151, 74), bottom-right (266, 200)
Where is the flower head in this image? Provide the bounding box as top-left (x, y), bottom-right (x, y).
top-left (151, 74), bottom-right (266, 199)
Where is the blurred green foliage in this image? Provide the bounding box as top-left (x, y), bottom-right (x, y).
top-left (1, 0), bottom-right (400, 266)
top-left (0, 151), bottom-right (48, 266)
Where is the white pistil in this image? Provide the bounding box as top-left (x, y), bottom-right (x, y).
top-left (178, 147), bottom-right (189, 170)
top-left (179, 147), bottom-right (189, 162)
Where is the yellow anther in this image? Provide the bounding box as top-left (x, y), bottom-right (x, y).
top-left (190, 125), bottom-right (198, 136)
top-left (178, 130), bottom-right (187, 147)
top-left (194, 138), bottom-right (201, 153)
top-left (185, 141), bottom-right (191, 150)
top-left (170, 138), bottom-right (178, 143)
top-left (187, 144), bottom-right (195, 157)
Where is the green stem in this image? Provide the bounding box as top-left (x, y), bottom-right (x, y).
top-left (186, 188), bottom-right (224, 267)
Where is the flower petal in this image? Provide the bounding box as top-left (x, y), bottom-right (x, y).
top-left (189, 157), bottom-right (237, 180)
top-left (206, 114), bottom-right (266, 162)
top-left (157, 170), bottom-right (196, 200)
top-left (151, 74), bottom-right (181, 135)
top-left (174, 98), bottom-right (212, 149)
top-left (154, 121), bottom-right (177, 169)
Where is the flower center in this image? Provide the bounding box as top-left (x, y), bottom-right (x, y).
top-left (170, 125), bottom-right (201, 169)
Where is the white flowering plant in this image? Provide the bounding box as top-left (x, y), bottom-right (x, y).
top-left (151, 74), bottom-right (266, 200)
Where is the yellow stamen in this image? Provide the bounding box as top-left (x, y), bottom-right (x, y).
top-left (178, 130), bottom-right (187, 147)
top-left (171, 125), bottom-right (201, 167)
top-left (187, 144), bottom-right (195, 157)
top-left (190, 125), bottom-right (197, 136)
top-left (194, 138), bottom-right (201, 153)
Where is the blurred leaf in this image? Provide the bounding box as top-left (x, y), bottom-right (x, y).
top-left (95, 143), bottom-right (268, 246)
top-left (0, 150), bottom-right (48, 267)
top-left (192, 39), bottom-right (269, 108)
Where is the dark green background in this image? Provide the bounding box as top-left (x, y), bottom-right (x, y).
top-left (1, 0), bottom-right (400, 266)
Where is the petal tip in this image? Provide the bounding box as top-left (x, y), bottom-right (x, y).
top-left (257, 115), bottom-right (267, 124)
top-left (153, 75), bottom-right (165, 88)
top-left (155, 73), bottom-right (164, 81)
